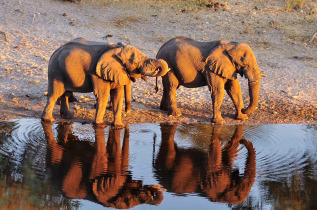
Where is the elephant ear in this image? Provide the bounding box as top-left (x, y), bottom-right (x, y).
top-left (227, 43), bottom-right (261, 81)
top-left (96, 48), bottom-right (132, 85)
top-left (206, 44), bottom-right (237, 80)
top-left (116, 45), bottom-right (149, 72)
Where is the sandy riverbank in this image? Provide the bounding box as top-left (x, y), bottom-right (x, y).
top-left (0, 0), bottom-right (316, 125)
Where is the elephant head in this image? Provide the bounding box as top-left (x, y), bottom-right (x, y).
top-left (96, 45), bottom-right (169, 85)
top-left (206, 42), bottom-right (262, 115)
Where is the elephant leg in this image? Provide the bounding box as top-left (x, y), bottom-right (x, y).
top-left (160, 75), bottom-right (169, 111)
top-left (92, 75), bottom-right (110, 127)
top-left (124, 83), bottom-right (132, 114)
top-left (68, 92), bottom-right (78, 103)
top-left (41, 80), bottom-right (65, 122)
top-left (160, 84), bottom-right (169, 111)
top-left (225, 80), bottom-right (248, 121)
top-left (42, 121), bottom-right (64, 165)
top-left (110, 89), bottom-right (115, 111)
top-left (108, 85), bottom-right (130, 114)
top-left (121, 126), bottom-right (130, 171)
top-left (56, 92), bottom-right (77, 105)
top-left (62, 161), bottom-right (87, 198)
top-left (107, 99), bottom-right (113, 111)
top-left (60, 91), bottom-right (74, 119)
top-left (156, 125), bottom-right (177, 169)
top-left (160, 72), bottom-right (181, 117)
top-left (208, 126), bottom-right (223, 172)
top-left (208, 73), bottom-right (225, 124)
top-left (111, 86), bottom-right (125, 129)
top-left (222, 125), bottom-right (244, 167)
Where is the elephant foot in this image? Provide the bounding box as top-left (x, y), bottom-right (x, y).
top-left (60, 111), bottom-right (74, 119)
top-left (111, 122), bottom-right (125, 129)
top-left (41, 119), bottom-right (55, 126)
top-left (211, 117), bottom-right (225, 125)
top-left (242, 107), bottom-right (254, 115)
top-left (41, 115), bottom-right (55, 123)
top-left (125, 107), bottom-right (131, 114)
top-left (159, 104), bottom-right (169, 111)
top-left (93, 121), bottom-right (107, 128)
top-left (168, 108), bottom-right (182, 117)
top-left (236, 113), bottom-right (248, 121)
top-left (123, 111), bottom-right (131, 117)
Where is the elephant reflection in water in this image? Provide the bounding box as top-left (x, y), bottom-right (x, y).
top-left (42, 122), bottom-right (164, 209)
top-left (154, 125), bottom-right (256, 204)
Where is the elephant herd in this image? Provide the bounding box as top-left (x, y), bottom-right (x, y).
top-left (41, 37), bottom-right (265, 128)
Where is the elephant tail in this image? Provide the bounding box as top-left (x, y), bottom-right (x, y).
top-left (155, 77), bottom-right (159, 93)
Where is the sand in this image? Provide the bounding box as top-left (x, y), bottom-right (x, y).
top-left (0, 0), bottom-right (316, 125)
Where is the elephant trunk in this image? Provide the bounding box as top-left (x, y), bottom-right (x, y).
top-left (242, 79), bottom-right (260, 115)
top-left (224, 139), bottom-right (256, 204)
top-left (141, 59), bottom-right (169, 77)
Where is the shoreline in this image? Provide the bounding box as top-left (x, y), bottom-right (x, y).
top-left (0, 0), bottom-right (316, 125)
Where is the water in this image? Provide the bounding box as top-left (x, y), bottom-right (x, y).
top-left (0, 118), bottom-right (316, 209)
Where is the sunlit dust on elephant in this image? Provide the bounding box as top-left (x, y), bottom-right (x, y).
top-left (42, 122), bottom-right (164, 208)
top-left (153, 124), bottom-right (256, 204)
top-left (156, 37), bottom-right (266, 124)
top-left (41, 38), bottom-right (169, 128)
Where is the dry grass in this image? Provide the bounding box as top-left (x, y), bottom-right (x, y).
top-left (286, 0), bottom-right (306, 11)
top-left (113, 17), bottom-right (141, 27)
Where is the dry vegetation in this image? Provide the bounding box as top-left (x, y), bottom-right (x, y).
top-left (0, 0), bottom-right (316, 125)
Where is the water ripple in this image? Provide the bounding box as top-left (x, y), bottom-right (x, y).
top-left (244, 124), bottom-right (317, 181)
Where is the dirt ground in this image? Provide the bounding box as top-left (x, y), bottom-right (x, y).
top-left (0, 0), bottom-right (316, 126)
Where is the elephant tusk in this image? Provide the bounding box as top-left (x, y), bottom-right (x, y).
top-left (261, 73), bottom-right (267, 77)
top-left (145, 68), bottom-right (160, 76)
top-left (154, 68), bottom-right (160, 75)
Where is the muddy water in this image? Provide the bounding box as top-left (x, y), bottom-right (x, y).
top-left (0, 119), bottom-right (316, 209)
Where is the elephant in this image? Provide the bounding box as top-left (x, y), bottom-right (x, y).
top-left (41, 37), bottom-right (169, 128)
top-left (156, 36), bottom-right (265, 124)
top-left (42, 122), bottom-right (164, 208)
top-left (153, 124), bottom-right (256, 204)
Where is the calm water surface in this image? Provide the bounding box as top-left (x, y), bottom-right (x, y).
top-left (0, 118), bottom-right (316, 209)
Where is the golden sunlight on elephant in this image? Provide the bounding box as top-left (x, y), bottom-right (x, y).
top-left (41, 38), bottom-right (169, 128)
top-left (154, 124), bottom-right (256, 204)
top-left (42, 122), bottom-right (164, 209)
top-left (157, 37), bottom-right (266, 124)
